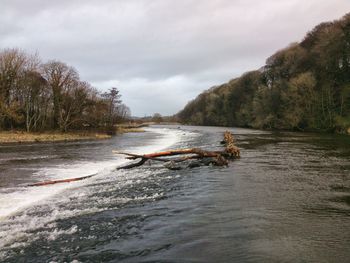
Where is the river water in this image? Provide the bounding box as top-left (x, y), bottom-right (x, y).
top-left (0, 126), bottom-right (349, 263)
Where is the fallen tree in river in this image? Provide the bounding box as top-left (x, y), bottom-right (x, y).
top-left (114, 131), bottom-right (240, 170)
top-left (28, 131), bottom-right (239, 187)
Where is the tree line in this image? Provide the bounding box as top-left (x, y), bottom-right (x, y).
top-left (0, 49), bottom-right (130, 132)
top-left (178, 13), bottom-right (350, 133)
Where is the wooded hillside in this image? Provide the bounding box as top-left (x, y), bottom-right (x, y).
top-left (178, 13), bottom-right (350, 133)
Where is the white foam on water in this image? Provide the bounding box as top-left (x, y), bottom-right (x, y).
top-left (0, 159), bottom-right (126, 221)
top-left (0, 127), bottom-right (185, 221)
top-left (0, 127), bottom-right (200, 258)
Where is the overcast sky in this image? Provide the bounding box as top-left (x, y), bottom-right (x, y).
top-left (1, 0), bottom-right (349, 116)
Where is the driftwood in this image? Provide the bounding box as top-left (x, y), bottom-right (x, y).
top-left (27, 174), bottom-right (96, 187)
top-left (114, 131), bottom-right (239, 170)
top-left (28, 131), bottom-right (239, 187)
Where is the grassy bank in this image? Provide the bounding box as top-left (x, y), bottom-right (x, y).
top-left (0, 123), bottom-right (150, 144)
top-left (0, 131), bottom-right (111, 144)
top-left (116, 123), bottom-right (147, 134)
top-left (116, 127), bottom-right (145, 133)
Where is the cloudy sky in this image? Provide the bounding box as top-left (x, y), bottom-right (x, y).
top-left (1, 0), bottom-right (349, 116)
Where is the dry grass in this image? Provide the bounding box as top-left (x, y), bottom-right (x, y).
top-left (0, 131), bottom-right (111, 144)
top-left (116, 127), bottom-right (145, 133)
top-left (115, 123), bottom-right (148, 134)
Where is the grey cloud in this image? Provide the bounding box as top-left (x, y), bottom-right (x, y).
top-left (1, 0), bottom-right (350, 116)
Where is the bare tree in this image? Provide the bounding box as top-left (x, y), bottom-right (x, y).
top-left (0, 49), bottom-right (29, 129)
top-left (102, 87), bottom-right (122, 127)
top-left (42, 60), bottom-right (79, 129)
top-left (58, 81), bottom-right (93, 131)
top-left (116, 103), bottom-right (131, 122)
top-left (22, 71), bottom-right (49, 131)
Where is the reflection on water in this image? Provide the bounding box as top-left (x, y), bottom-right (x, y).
top-left (0, 126), bottom-right (349, 262)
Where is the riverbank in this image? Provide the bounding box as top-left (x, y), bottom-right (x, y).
top-left (0, 131), bottom-right (111, 144)
top-left (116, 127), bottom-right (145, 133)
top-left (0, 124), bottom-right (150, 144)
top-left (178, 122), bottom-right (350, 135)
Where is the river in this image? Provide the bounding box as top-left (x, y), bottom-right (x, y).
top-left (0, 126), bottom-right (349, 262)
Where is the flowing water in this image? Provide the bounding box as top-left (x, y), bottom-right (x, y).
top-left (0, 126), bottom-right (349, 263)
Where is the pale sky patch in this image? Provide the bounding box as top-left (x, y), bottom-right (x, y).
top-left (1, 0), bottom-right (349, 115)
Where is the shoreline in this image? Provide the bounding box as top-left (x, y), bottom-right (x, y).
top-left (0, 131), bottom-right (112, 144)
top-left (116, 127), bottom-right (145, 134)
top-left (0, 127), bottom-right (146, 145)
top-left (177, 123), bottom-right (350, 136)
